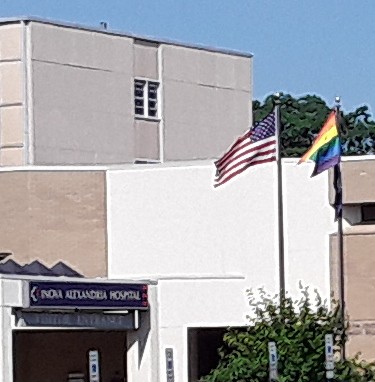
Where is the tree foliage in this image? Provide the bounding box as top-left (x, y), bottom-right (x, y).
top-left (200, 286), bottom-right (375, 382)
top-left (253, 94), bottom-right (375, 157)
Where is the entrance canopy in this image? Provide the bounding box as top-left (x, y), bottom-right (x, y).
top-left (0, 271), bottom-right (154, 331)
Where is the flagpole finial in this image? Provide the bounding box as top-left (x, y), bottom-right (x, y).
top-left (274, 92), bottom-right (282, 105)
top-left (335, 96), bottom-right (341, 108)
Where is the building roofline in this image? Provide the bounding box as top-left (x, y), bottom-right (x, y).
top-left (0, 155), bottom-right (374, 174)
top-left (0, 273), bottom-right (158, 284)
top-left (0, 15), bottom-right (253, 59)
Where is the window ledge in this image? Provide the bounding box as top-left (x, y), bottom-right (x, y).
top-left (135, 115), bottom-right (161, 122)
top-left (134, 159), bottom-right (161, 164)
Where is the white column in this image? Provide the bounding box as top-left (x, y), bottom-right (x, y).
top-left (0, 278), bottom-right (24, 382)
top-left (0, 305), bottom-right (14, 382)
top-left (127, 284), bottom-right (159, 382)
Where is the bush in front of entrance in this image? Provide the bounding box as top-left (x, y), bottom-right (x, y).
top-left (200, 285), bottom-right (375, 382)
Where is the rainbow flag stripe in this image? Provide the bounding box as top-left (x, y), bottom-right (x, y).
top-left (299, 111), bottom-right (341, 176)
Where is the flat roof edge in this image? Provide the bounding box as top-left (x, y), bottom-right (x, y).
top-left (0, 273), bottom-right (158, 284)
top-left (0, 16), bottom-right (253, 58)
top-left (0, 155), bottom-right (375, 173)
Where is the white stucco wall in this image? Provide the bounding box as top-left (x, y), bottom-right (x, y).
top-left (107, 160), bottom-right (334, 298)
top-left (107, 159), bottom-right (336, 382)
top-left (0, 278), bottom-right (23, 382)
top-left (157, 278), bottom-right (250, 382)
top-left (283, 159), bottom-right (335, 299)
top-left (107, 161), bottom-right (278, 288)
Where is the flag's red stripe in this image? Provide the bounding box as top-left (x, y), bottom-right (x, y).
top-left (216, 138), bottom-right (253, 169)
top-left (216, 147), bottom-right (276, 182)
top-left (216, 148), bottom-right (276, 182)
top-left (215, 132), bottom-right (250, 167)
top-left (216, 139), bottom-right (276, 172)
top-left (216, 139), bottom-right (276, 173)
top-left (215, 149), bottom-right (276, 183)
top-left (214, 157), bottom-right (276, 188)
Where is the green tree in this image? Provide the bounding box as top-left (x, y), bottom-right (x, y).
top-left (253, 94), bottom-right (375, 157)
top-left (341, 105), bottom-right (375, 155)
top-left (200, 286), bottom-right (375, 382)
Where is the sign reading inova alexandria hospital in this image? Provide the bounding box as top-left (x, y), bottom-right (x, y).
top-left (27, 281), bottom-right (148, 310)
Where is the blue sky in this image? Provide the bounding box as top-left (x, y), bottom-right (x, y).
top-left (0, 0), bottom-right (373, 113)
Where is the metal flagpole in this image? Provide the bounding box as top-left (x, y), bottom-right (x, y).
top-left (334, 96), bottom-right (346, 360)
top-left (274, 93), bottom-right (286, 303)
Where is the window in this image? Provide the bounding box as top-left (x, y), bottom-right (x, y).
top-left (134, 79), bottom-right (159, 119)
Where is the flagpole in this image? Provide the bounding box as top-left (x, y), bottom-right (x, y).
top-left (334, 96), bottom-right (346, 360)
top-left (274, 93), bottom-right (286, 302)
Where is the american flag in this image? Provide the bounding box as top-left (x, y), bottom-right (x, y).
top-left (214, 112), bottom-right (277, 188)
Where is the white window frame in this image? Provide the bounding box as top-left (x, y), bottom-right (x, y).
top-left (134, 78), bottom-right (160, 120)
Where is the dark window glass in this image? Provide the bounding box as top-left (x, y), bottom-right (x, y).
top-left (135, 99), bottom-right (144, 115)
top-left (135, 88), bottom-right (143, 97)
top-left (134, 80), bottom-right (145, 115)
top-left (148, 82), bottom-right (158, 117)
top-left (362, 204), bottom-right (375, 222)
top-left (148, 83), bottom-right (158, 97)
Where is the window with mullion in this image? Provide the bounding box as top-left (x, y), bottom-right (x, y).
top-left (134, 79), bottom-right (159, 119)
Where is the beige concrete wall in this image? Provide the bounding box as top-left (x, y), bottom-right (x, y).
top-left (329, 160), bottom-right (375, 204)
top-left (14, 331), bottom-right (126, 382)
top-left (341, 160), bottom-right (375, 203)
top-left (0, 23), bottom-right (25, 165)
top-left (0, 171), bottom-right (107, 277)
top-left (347, 330), bottom-right (375, 361)
top-left (162, 45), bottom-right (252, 161)
top-left (328, 159), bottom-right (375, 359)
top-left (330, 229), bottom-right (375, 360)
top-left (342, 234), bottom-right (375, 321)
top-left (30, 22), bottom-right (135, 165)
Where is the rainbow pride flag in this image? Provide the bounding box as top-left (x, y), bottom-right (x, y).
top-left (299, 111), bottom-right (341, 176)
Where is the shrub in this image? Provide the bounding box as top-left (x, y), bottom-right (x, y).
top-left (200, 285), bottom-right (375, 382)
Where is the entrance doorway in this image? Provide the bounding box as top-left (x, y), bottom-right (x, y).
top-left (188, 327), bottom-right (227, 382)
top-left (13, 330), bottom-right (127, 382)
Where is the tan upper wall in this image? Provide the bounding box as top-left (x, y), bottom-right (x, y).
top-left (162, 44), bottom-right (251, 90)
top-left (0, 20), bottom-right (252, 165)
top-left (30, 23), bottom-right (135, 165)
top-left (0, 21), bottom-right (252, 166)
top-left (0, 170), bottom-right (107, 277)
top-left (0, 23), bottom-right (23, 61)
top-left (31, 23), bottom-right (134, 72)
top-left (0, 23), bottom-right (25, 166)
top-left (162, 45), bottom-right (252, 161)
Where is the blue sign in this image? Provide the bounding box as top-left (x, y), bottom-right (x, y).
top-left (28, 281), bottom-right (148, 309)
